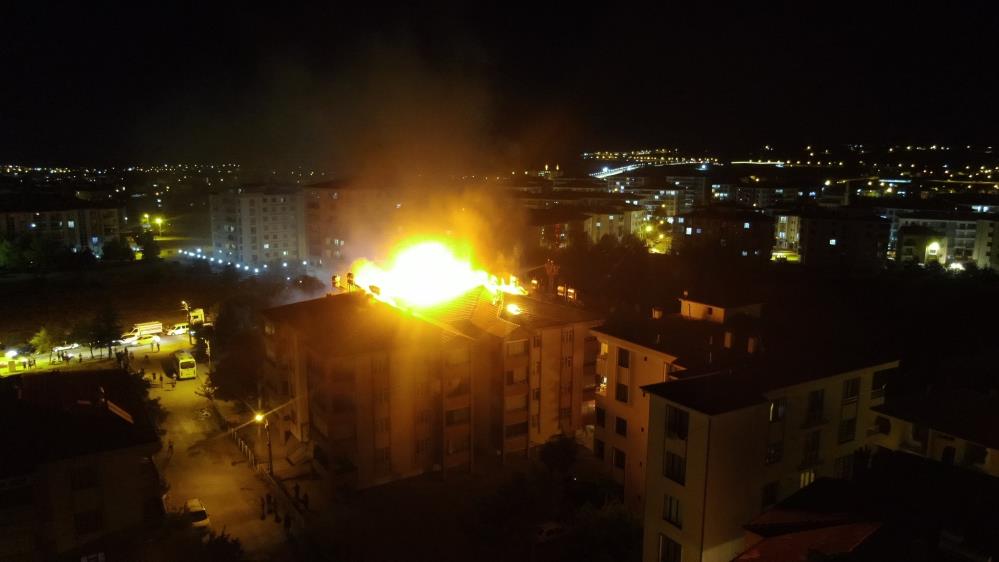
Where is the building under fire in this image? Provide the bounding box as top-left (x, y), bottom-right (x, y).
top-left (261, 285), bottom-right (602, 491)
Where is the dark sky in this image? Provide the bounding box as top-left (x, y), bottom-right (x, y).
top-left (2, 3), bottom-right (998, 170)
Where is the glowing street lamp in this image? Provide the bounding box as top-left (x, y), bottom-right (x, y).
top-left (154, 217), bottom-right (164, 236)
top-left (254, 412), bottom-right (273, 476)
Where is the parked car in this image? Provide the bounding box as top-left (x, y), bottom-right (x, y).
top-left (184, 498), bottom-right (211, 530)
top-left (534, 522), bottom-right (568, 543)
top-left (167, 322), bottom-right (189, 336)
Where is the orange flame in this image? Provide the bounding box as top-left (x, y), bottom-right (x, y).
top-left (349, 239), bottom-right (525, 308)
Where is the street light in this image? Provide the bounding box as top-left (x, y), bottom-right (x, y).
top-left (254, 412), bottom-right (274, 477)
top-left (154, 217), bottom-right (164, 236)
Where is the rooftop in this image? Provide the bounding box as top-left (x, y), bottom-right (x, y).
top-left (642, 351), bottom-right (898, 415)
top-left (0, 370), bottom-right (159, 478)
top-left (262, 292), bottom-right (450, 354)
top-left (872, 388), bottom-right (999, 450)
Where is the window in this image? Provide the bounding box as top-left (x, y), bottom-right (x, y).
top-left (666, 407), bottom-right (689, 440)
top-left (615, 417), bottom-right (628, 437)
top-left (617, 349), bottom-right (630, 368)
top-left (838, 417), bottom-right (857, 444)
top-left (834, 453), bottom-right (854, 479)
top-left (842, 378), bottom-right (860, 403)
top-left (761, 481), bottom-right (779, 509)
top-left (706, 306), bottom-right (714, 316)
top-left (506, 368), bottom-right (527, 385)
top-left (872, 368), bottom-right (895, 399)
top-left (805, 389), bottom-right (825, 425)
top-left (658, 534), bottom-right (682, 562)
top-left (829, 238), bottom-right (837, 246)
top-left (416, 438), bottom-right (431, 455)
top-left (664, 451), bottom-right (686, 484)
top-left (964, 443), bottom-right (988, 465)
top-left (765, 441), bottom-right (783, 465)
top-left (69, 466), bottom-right (99, 491)
top-left (506, 340), bottom-right (528, 356)
top-left (768, 398), bottom-right (786, 422)
top-left (743, 222), bottom-right (751, 229)
top-left (615, 382), bottom-right (629, 403)
top-left (802, 430), bottom-right (821, 465)
top-left (873, 415), bottom-right (891, 435)
top-left (799, 469), bottom-right (816, 489)
top-left (559, 406), bottom-right (572, 419)
top-left (613, 448), bottom-right (626, 469)
top-left (663, 495), bottom-right (682, 528)
top-left (594, 439), bottom-right (605, 460)
top-left (595, 406), bottom-right (606, 427)
top-left (445, 407), bottom-right (470, 426)
top-left (74, 508), bottom-right (104, 535)
top-left (506, 422), bottom-right (528, 437)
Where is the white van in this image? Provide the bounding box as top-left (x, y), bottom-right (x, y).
top-left (167, 323), bottom-right (189, 336)
top-left (173, 351), bottom-right (197, 380)
top-left (120, 322), bottom-right (163, 344)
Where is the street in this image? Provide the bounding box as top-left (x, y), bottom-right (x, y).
top-left (143, 336), bottom-right (291, 560)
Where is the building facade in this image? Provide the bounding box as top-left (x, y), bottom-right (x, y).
top-left (591, 296), bottom-right (763, 513)
top-left (209, 185), bottom-right (307, 267)
top-left (641, 358), bottom-right (899, 562)
top-left (0, 205), bottom-right (121, 256)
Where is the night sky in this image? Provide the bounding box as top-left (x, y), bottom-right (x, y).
top-left (3, 3), bottom-right (998, 170)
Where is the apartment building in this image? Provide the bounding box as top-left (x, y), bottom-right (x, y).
top-left (671, 207), bottom-right (775, 260)
top-left (261, 288), bottom-right (603, 488)
top-left (0, 370), bottom-right (162, 561)
top-left (583, 208), bottom-right (644, 244)
top-left (591, 294), bottom-right (763, 512)
top-left (0, 198), bottom-right (121, 256)
top-left (868, 388), bottom-right (999, 477)
top-left (896, 212), bottom-right (998, 266)
top-left (209, 184), bottom-right (306, 267)
top-left (261, 293), bottom-right (477, 488)
top-left (797, 212), bottom-right (890, 272)
top-left (302, 180), bottom-right (401, 267)
top-left (423, 288), bottom-right (603, 459)
top-left (640, 356), bottom-right (899, 562)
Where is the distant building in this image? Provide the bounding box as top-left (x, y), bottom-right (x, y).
top-left (896, 212), bottom-right (998, 266)
top-left (0, 370), bottom-right (162, 561)
top-left (897, 225), bottom-right (948, 265)
top-left (0, 198), bottom-right (121, 256)
top-left (640, 354), bottom-right (899, 562)
top-left (209, 185), bottom-right (306, 267)
top-left (671, 207), bottom-right (774, 260)
top-left (583, 208), bottom-right (644, 244)
top-left (797, 211), bottom-right (890, 272)
top-left (591, 293), bottom-right (763, 513)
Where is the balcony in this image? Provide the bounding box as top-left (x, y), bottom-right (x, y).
top-left (899, 439), bottom-right (928, 456)
top-left (801, 412), bottom-right (828, 429)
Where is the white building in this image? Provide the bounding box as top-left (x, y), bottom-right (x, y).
top-left (209, 185), bottom-right (306, 267)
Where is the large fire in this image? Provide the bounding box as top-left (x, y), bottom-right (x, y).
top-left (348, 239), bottom-right (526, 308)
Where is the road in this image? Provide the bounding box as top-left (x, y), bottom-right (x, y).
top-left (145, 335), bottom-right (291, 560)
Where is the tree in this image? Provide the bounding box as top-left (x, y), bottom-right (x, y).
top-left (29, 327), bottom-right (57, 361)
top-left (135, 231), bottom-right (161, 261)
top-left (564, 500), bottom-right (642, 562)
top-left (539, 433), bottom-right (578, 474)
top-left (136, 513), bottom-right (244, 562)
top-left (209, 331), bottom-right (265, 401)
top-left (101, 236), bottom-right (134, 261)
top-left (89, 303), bottom-right (123, 357)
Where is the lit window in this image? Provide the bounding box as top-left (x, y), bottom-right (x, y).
top-left (685, 227), bottom-right (692, 235)
top-left (743, 222), bottom-right (750, 229)
top-left (829, 239), bottom-right (837, 246)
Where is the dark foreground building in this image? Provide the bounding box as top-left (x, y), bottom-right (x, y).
top-left (0, 370), bottom-right (161, 561)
